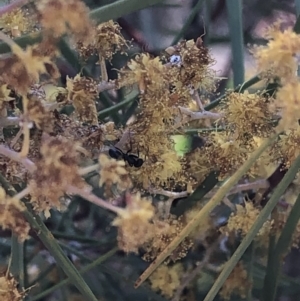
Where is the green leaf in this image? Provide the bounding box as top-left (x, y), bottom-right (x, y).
top-left (294, 11), bottom-right (300, 33)
top-left (172, 134), bottom-right (192, 156)
top-left (295, 0), bottom-right (300, 17)
top-left (262, 193), bottom-right (300, 301)
top-left (205, 75), bottom-right (261, 111)
top-left (10, 235), bottom-right (25, 288)
top-left (171, 171), bottom-right (219, 216)
top-left (98, 93), bottom-right (138, 119)
top-left (0, 173), bottom-right (99, 301)
top-left (203, 154), bottom-right (300, 301)
top-left (171, 0), bottom-right (205, 45)
top-left (225, 0), bottom-right (245, 86)
top-left (0, 32), bottom-right (42, 54)
top-left (90, 0), bottom-right (165, 24)
top-left (29, 247), bottom-right (118, 301)
top-left (135, 134), bottom-right (278, 288)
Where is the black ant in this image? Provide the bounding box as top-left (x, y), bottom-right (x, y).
top-left (108, 146), bottom-right (144, 168)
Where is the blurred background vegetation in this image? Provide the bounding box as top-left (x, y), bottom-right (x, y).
top-left (1, 0), bottom-right (300, 301)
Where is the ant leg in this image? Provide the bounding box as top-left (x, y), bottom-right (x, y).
top-left (128, 131), bottom-right (133, 153)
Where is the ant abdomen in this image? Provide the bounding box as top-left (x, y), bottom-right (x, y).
top-left (108, 146), bottom-right (144, 168)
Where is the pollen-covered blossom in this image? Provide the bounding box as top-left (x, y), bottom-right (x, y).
top-left (143, 216), bottom-right (193, 263)
top-left (165, 37), bottom-right (216, 91)
top-left (29, 135), bottom-right (85, 217)
top-left (117, 53), bottom-right (167, 93)
top-left (148, 263), bottom-right (184, 298)
top-left (128, 125), bottom-right (184, 189)
top-left (112, 193), bottom-right (155, 253)
top-left (0, 84), bottom-right (14, 117)
top-left (0, 272), bottom-right (26, 301)
top-left (252, 22), bottom-right (300, 83)
top-left (274, 128), bottom-right (300, 168)
top-left (0, 35), bottom-right (59, 94)
top-left (37, 0), bottom-right (94, 44)
top-left (118, 55), bottom-right (188, 188)
top-left (222, 91), bottom-right (275, 139)
top-left (220, 262), bottom-right (252, 300)
top-left (27, 95), bottom-right (54, 133)
top-left (221, 201), bottom-right (272, 239)
top-left (66, 74), bottom-right (98, 125)
top-left (185, 147), bottom-right (213, 183)
top-left (249, 140), bottom-right (278, 178)
top-left (77, 20), bottom-right (129, 61)
top-left (204, 132), bottom-right (250, 180)
top-left (0, 188), bottom-right (30, 242)
top-left (274, 80), bottom-right (300, 131)
top-left (0, 7), bottom-right (33, 38)
top-left (98, 153), bottom-right (132, 194)
top-left (94, 20), bottom-right (129, 61)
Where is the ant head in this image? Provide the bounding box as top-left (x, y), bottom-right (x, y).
top-left (108, 147), bottom-right (123, 160)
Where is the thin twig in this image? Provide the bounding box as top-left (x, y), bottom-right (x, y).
top-left (0, 0), bottom-right (28, 17)
top-left (10, 127), bottom-right (23, 149)
top-left (78, 164), bottom-right (99, 176)
top-left (100, 56), bottom-right (108, 82)
top-left (0, 116), bottom-right (20, 127)
top-left (149, 188), bottom-right (189, 199)
top-left (205, 179), bottom-right (270, 199)
top-left (97, 81), bottom-right (117, 93)
top-left (172, 242), bottom-right (217, 301)
top-left (115, 130), bottom-right (132, 150)
top-left (67, 185), bottom-right (123, 215)
top-left (192, 90), bottom-right (204, 111)
top-left (179, 106), bottom-right (223, 121)
top-left (0, 145), bottom-right (36, 172)
top-left (14, 186), bottom-right (31, 200)
top-left (222, 196), bottom-right (236, 210)
top-left (149, 188), bottom-right (189, 218)
top-left (20, 97), bottom-right (31, 158)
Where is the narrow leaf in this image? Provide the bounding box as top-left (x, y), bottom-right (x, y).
top-left (203, 155), bottom-right (300, 301)
top-left (262, 192), bottom-right (300, 301)
top-left (225, 0), bottom-right (245, 86)
top-left (134, 133), bottom-right (279, 288)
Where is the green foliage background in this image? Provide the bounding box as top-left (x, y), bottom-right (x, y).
top-left (1, 0), bottom-right (300, 301)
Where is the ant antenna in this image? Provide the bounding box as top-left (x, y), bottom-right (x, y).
top-left (196, 17), bottom-right (206, 47)
top-left (127, 130), bottom-right (133, 152)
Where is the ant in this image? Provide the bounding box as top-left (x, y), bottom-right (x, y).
top-left (109, 146), bottom-right (144, 168)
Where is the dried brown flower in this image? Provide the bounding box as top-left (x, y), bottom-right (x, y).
top-left (143, 215), bottom-right (193, 263)
top-left (29, 135), bottom-right (85, 217)
top-left (149, 263), bottom-right (184, 298)
top-left (0, 188), bottom-right (30, 242)
top-left (98, 153), bottom-right (131, 193)
top-left (0, 271), bottom-right (26, 301)
top-left (220, 262), bottom-right (252, 300)
top-left (112, 193), bottom-right (155, 253)
top-left (37, 0), bottom-right (94, 44)
top-left (66, 74), bottom-right (98, 125)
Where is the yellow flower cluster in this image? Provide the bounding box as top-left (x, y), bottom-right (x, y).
top-left (0, 188), bottom-right (30, 242)
top-left (112, 193), bottom-right (155, 253)
top-left (29, 135), bottom-right (85, 217)
top-left (223, 91), bottom-right (275, 139)
top-left (37, 0), bottom-right (94, 44)
top-left (252, 22), bottom-right (300, 131)
top-left (219, 262), bottom-right (252, 300)
top-left (149, 263), bottom-right (184, 298)
top-left (221, 201), bottom-right (272, 241)
top-left (0, 272), bottom-right (25, 301)
top-left (66, 74), bottom-right (99, 125)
